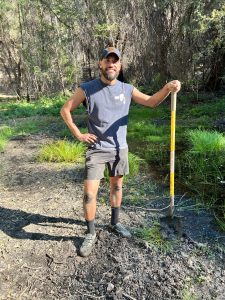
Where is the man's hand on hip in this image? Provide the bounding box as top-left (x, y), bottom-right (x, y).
top-left (77, 133), bottom-right (97, 144)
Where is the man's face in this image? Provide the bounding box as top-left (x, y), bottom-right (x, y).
top-left (99, 54), bottom-right (121, 81)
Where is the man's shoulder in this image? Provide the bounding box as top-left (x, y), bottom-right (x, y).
top-left (117, 80), bottom-right (132, 86)
top-left (117, 80), bottom-right (134, 92)
top-left (80, 78), bottom-right (100, 89)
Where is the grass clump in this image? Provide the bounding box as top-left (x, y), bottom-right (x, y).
top-left (187, 130), bottom-right (225, 154)
top-left (0, 126), bottom-right (14, 151)
top-left (181, 283), bottom-right (198, 300)
top-left (134, 222), bottom-right (172, 252)
top-left (38, 140), bottom-right (86, 163)
top-left (128, 152), bottom-right (143, 176)
top-left (179, 129), bottom-right (225, 218)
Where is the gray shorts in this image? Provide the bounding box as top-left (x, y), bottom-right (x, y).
top-left (85, 148), bottom-right (129, 180)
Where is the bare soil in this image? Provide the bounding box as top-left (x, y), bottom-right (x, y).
top-left (0, 133), bottom-right (225, 300)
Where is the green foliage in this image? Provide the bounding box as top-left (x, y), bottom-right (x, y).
top-left (187, 130), bottom-right (225, 154)
top-left (128, 107), bottom-right (170, 166)
top-left (144, 145), bottom-right (169, 167)
top-left (193, 3), bottom-right (225, 47)
top-left (0, 119), bottom-right (41, 151)
top-left (38, 140), bottom-right (86, 163)
top-left (127, 94), bottom-right (225, 227)
top-left (93, 23), bottom-right (118, 38)
top-left (179, 129), bottom-right (225, 211)
top-left (128, 152), bottom-right (143, 176)
top-left (134, 222), bottom-right (172, 252)
top-left (189, 98), bottom-right (225, 118)
top-left (0, 126), bottom-right (14, 151)
top-left (214, 213), bottom-right (225, 231)
top-left (56, 126), bottom-right (73, 139)
top-left (129, 121), bottom-right (166, 136)
top-left (137, 85), bottom-right (153, 95)
top-left (181, 281), bottom-right (198, 300)
top-left (16, 119), bottom-right (40, 135)
top-left (0, 96), bottom-right (86, 151)
top-left (0, 97), bottom-right (68, 119)
top-left (129, 104), bottom-right (170, 121)
top-left (150, 73), bottom-right (165, 91)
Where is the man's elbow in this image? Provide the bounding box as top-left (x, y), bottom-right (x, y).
top-left (146, 100), bottom-right (156, 108)
top-left (60, 107), bottom-right (66, 118)
top-left (151, 102), bottom-right (158, 108)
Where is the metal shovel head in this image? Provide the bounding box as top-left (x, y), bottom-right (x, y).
top-left (159, 214), bottom-right (184, 238)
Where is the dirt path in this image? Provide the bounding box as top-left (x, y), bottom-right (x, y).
top-left (0, 133), bottom-right (224, 299)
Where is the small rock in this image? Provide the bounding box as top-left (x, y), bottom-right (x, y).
top-left (107, 283), bottom-right (114, 292)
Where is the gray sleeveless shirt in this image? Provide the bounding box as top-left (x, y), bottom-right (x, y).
top-left (80, 78), bottom-right (134, 150)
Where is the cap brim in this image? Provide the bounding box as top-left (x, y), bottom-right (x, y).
top-left (104, 52), bottom-right (120, 59)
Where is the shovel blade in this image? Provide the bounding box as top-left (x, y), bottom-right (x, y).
top-left (160, 215), bottom-right (183, 238)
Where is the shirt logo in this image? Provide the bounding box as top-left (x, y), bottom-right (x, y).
top-left (114, 93), bottom-right (126, 104)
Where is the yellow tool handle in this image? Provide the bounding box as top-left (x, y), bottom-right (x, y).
top-left (169, 92), bottom-right (177, 216)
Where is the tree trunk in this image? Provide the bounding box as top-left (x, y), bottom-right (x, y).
top-left (205, 46), bottom-right (225, 90)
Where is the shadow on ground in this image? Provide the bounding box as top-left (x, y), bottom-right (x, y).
top-left (0, 206), bottom-right (85, 244)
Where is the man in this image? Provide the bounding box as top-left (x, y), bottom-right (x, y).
top-left (60, 46), bottom-right (181, 257)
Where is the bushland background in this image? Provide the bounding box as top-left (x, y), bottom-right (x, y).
top-left (1, 0), bottom-right (225, 97)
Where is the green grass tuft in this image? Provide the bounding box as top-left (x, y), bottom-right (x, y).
top-left (128, 152), bottom-right (143, 176)
top-left (0, 126), bottom-right (14, 151)
top-left (181, 284), bottom-right (198, 300)
top-left (38, 140), bottom-right (86, 163)
top-left (134, 222), bottom-right (172, 252)
top-left (187, 130), bottom-right (225, 154)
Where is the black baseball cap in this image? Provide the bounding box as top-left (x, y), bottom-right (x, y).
top-left (100, 46), bottom-right (121, 59)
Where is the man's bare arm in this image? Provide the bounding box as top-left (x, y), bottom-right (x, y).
top-left (60, 88), bottom-right (97, 144)
top-left (132, 80), bottom-right (181, 108)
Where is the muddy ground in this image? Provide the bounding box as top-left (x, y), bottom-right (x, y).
top-left (0, 132), bottom-right (225, 300)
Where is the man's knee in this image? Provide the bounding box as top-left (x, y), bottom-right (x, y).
top-left (83, 193), bottom-right (95, 204)
top-left (111, 183), bottom-right (122, 192)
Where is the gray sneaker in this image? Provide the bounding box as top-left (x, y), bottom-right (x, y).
top-left (79, 233), bottom-right (96, 257)
top-left (111, 223), bottom-right (131, 238)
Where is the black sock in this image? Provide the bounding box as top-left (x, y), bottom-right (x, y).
top-left (86, 219), bottom-right (95, 235)
top-left (111, 207), bottom-right (120, 225)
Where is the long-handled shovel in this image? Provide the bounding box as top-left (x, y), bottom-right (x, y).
top-left (160, 92), bottom-right (183, 236)
top-left (169, 91), bottom-right (176, 217)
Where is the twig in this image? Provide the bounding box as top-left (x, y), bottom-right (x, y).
top-left (176, 192), bottom-right (188, 205)
top-left (122, 193), bottom-right (199, 213)
top-left (122, 292), bottom-right (137, 300)
top-left (22, 264), bottom-right (43, 270)
top-left (76, 290), bottom-right (105, 299)
top-left (122, 205), bottom-right (170, 212)
top-left (55, 189), bottom-right (64, 198)
top-left (99, 267), bottom-right (116, 282)
top-left (83, 279), bottom-right (100, 285)
top-left (176, 205), bottom-right (205, 211)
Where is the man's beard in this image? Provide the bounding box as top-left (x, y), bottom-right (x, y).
top-left (101, 69), bottom-right (119, 81)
